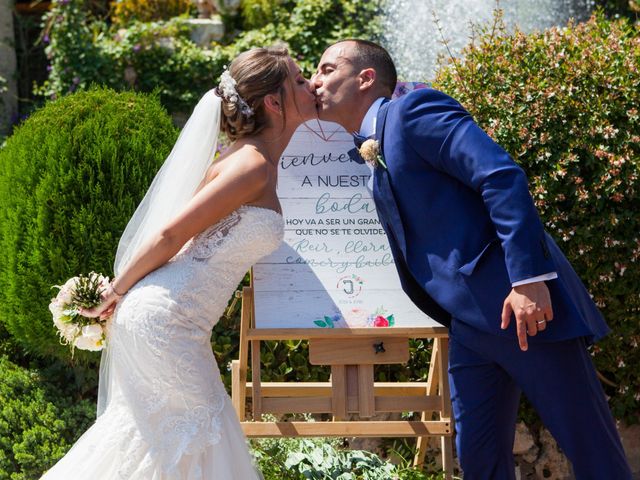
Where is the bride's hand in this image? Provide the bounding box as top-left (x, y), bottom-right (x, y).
top-left (79, 283), bottom-right (124, 318)
top-left (98, 302), bottom-right (118, 320)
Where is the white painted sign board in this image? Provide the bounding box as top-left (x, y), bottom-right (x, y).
top-left (253, 83), bottom-right (441, 329)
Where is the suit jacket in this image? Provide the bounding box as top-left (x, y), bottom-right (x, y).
top-left (372, 88), bottom-right (609, 342)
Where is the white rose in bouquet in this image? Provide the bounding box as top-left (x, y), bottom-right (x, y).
top-left (57, 276), bottom-right (78, 305)
top-left (49, 272), bottom-right (111, 355)
top-left (73, 324), bottom-right (105, 351)
top-left (54, 317), bottom-right (81, 343)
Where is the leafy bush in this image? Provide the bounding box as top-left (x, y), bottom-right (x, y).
top-left (39, 0), bottom-right (383, 114)
top-left (100, 18), bottom-right (230, 113)
top-left (594, 0), bottom-right (639, 19)
top-left (38, 0), bottom-right (119, 101)
top-left (0, 356), bottom-right (95, 480)
top-left (0, 87), bottom-right (178, 363)
top-left (111, 0), bottom-right (193, 25)
top-left (251, 433), bottom-right (441, 480)
top-left (226, 0), bottom-right (383, 74)
top-left (434, 11), bottom-right (640, 423)
top-left (240, 0), bottom-right (284, 29)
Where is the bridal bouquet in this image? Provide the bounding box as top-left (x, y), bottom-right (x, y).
top-left (49, 272), bottom-right (111, 353)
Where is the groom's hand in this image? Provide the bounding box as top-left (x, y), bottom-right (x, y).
top-left (501, 281), bottom-right (554, 351)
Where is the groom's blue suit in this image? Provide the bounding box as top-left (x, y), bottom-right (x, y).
top-left (368, 89), bottom-right (631, 479)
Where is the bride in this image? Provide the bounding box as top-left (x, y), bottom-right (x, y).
top-left (42, 47), bottom-right (317, 479)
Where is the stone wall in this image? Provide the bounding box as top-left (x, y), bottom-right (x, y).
top-left (0, 0), bottom-right (17, 136)
top-left (513, 422), bottom-right (640, 479)
top-left (350, 419), bottom-right (640, 478)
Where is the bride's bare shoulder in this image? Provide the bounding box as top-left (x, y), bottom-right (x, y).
top-left (216, 143), bottom-right (272, 177)
top-left (200, 143), bottom-right (264, 185)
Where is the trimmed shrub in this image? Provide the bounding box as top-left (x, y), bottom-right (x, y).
top-left (0, 356), bottom-right (95, 480)
top-left (0, 87), bottom-right (178, 363)
top-left (434, 11), bottom-right (640, 423)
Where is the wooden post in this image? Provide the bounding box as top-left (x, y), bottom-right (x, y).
top-left (437, 337), bottom-right (454, 479)
top-left (232, 286), bottom-right (252, 421)
top-left (251, 339), bottom-right (263, 420)
top-left (414, 339), bottom-right (440, 467)
top-left (331, 365), bottom-right (348, 420)
top-left (357, 364), bottom-right (375, 418)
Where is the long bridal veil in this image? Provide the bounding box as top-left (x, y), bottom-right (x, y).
top-left (114, 89), bottom-right (222, 276)
top-left (98, 89), bottom-right (222, 416)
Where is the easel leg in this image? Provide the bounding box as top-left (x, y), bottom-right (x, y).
top-left (336, 364), bottom-right (375, 418)
top-left (437, 337), bottom-right (454, 480)
top-left (414, 339), bottom-right (440, 468)
top-left (346, 365), bottom-right (359, 414)
top-left (357, 364), bottom-right (375, 418)
top-left (231, 360), bottom-right (241, 417)
top-left (251, 339), bottom-right (263, 420)
top-left (331, 365), bottom-right (347, 420)
top-left (234, 286), bottom-right (252, 422)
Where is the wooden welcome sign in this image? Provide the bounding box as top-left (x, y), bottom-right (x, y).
top-left (252, 119), bottom-right (436, 331)
top-left (230, 83), bottom-right (454, 477)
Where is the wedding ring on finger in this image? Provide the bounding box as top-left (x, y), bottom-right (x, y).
top-left (536, 319), bottom-right (546, 326)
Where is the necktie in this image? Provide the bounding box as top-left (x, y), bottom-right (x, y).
top-left (352, 132), bottom-right (368, 149)
top-left (349, 133), bottom-right (374, 165)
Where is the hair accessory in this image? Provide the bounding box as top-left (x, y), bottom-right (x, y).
top-left (218, 68), bottom-right (254, 117)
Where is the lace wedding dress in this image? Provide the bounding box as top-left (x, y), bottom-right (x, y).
top-left (42, 205), bottom-right (283, 480)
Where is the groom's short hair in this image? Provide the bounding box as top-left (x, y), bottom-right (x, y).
top-left (335, 39), bottom-right (397, 96)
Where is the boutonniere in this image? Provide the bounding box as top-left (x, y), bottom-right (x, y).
top-left (359, 139), bottom-right (387, 169)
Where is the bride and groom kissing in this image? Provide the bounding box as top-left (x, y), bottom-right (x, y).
top-left (41, 40), bottom-right (632, 479)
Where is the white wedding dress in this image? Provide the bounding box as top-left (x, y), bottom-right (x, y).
top-left (42, 205), bottom-right (283, 480)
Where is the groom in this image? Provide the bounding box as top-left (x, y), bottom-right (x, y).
top-left (312, 40), bottom-right (632, 479)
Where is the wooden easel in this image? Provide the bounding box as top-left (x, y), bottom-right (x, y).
top-left (230, 284), bottom-right (455, 478)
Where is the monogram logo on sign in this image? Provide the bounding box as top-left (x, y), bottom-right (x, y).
top-left (337, 274), bottom-right (364, 298)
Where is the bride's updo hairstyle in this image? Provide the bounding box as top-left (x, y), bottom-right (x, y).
top-left (216, 47), bottom-right (291, 141)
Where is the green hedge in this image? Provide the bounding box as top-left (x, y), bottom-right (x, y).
top-left (0, 356), bottom-right (95, 480)
top-left (0, 87), bottom-right (178, 363)
top-left (434, 11), bottom-right (640, 423)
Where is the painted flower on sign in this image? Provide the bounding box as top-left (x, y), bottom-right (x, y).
top-left (369, 307), bottom-right (395, 328)
top-left (313, 314), bottom-right (341, 329)
top-left (313, 307), bottom-right (395, 328)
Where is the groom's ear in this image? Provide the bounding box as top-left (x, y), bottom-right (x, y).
top-left (358, 68), bottom-right (377, 92)
top-left (263, 93), bottom-right (283, 115)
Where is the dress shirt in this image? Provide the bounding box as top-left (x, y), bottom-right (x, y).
top-left (358, 98), bottom-right (385, 190)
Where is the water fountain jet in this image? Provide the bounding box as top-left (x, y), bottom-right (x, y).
top-left (382, 0), bottom-right (594, 81)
